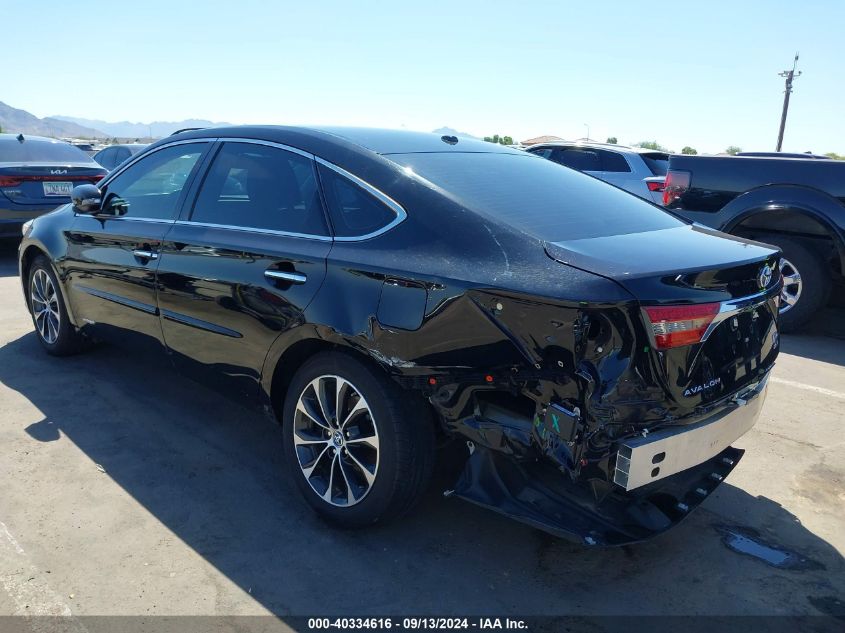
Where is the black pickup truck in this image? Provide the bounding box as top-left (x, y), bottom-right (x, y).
top-left (663, 154), bottom-right (845, 331)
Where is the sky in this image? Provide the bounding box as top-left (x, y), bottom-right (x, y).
top-left (4, 0), bottom-right (844, 154)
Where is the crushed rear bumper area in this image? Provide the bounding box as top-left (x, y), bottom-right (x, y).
top-left (451, 444), bottom-right (744, 546)
top-left (448, 376), bottom-right (768, 546)
top-left (614, 375), bottom-right (767, 490)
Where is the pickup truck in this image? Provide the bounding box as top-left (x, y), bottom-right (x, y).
top-left (663, 154), bottom-right (845, 331)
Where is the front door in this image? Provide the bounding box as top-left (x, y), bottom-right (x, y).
top-left (155, 141), bottom-right (332, 400)
top-left (64, 142), bottom-right (210, 351)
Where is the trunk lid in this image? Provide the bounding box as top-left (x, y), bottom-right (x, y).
top-left (0, 164), bottom-right (105, 206)
top-left (545, 224), bottom-right (781, 408)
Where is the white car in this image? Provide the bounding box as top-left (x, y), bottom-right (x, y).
top-left (526, 141), bottom-right (668, 204)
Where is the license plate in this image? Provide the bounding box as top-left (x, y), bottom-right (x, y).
top-left (43, 181), bottom-right (73, 196)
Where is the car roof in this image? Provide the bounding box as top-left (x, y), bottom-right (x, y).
top-left (165, 125), bottom-right (523, 156)
top-left (0, 133), bottom-right (68, 144)
top-left (527, 140), bottom-right (669, 155)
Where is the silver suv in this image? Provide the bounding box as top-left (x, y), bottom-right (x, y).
top-left (526, 141), bottom-right (668, 204)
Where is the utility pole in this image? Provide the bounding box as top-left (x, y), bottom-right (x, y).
top-left (776, 53), bottom-right (801, 152)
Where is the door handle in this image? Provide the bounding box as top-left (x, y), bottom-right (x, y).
top-left (265, 269), bottom-right (307, 284)
top-left (132, 249), bottom-right (159, 260)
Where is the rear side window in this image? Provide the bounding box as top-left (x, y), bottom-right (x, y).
top-left (0, 138), bottom-right (95, 163)
top-left (640, 153), bottom-right (669, 176)
top-left (392, 152), bottom-right (683, 241)
top-left (318, 163), bottom-right (398, 238)
top-left (190, 142), bottom-right (328, 236)
top-left (551, 148), bottom-right (601, 172)
top-left (528, 147), bottom-right (553, 159)
top-left (102, 143), bottom-right (206, 220)
top-left (598, 150), bottom-right (631, 173)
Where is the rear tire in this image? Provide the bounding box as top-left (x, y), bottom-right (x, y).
top-left (27, 255), bottom-right (84, 356)
top-left (281, 352), bottom-right (435, 528)
top-left (757, 234), bottom-right (831, 333)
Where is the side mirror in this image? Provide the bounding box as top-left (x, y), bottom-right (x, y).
top-left (71, 184), bottom-right (102, 214)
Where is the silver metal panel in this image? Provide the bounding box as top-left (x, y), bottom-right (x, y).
top-left (613, 375), bottom-right (768, 491)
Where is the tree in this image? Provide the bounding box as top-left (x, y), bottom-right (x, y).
top-left (635, 140), bottom-right (669, 152)
top-left (483, 134), bottom-right (514, 146)
top-left (606, 137), bottom-right (617, 144)
top-left (824, 152), bottom-right (844, 160)
top-left (681, 146), bottom-right (698, 155)
top-left (725, 145), bottom-right (742, 155)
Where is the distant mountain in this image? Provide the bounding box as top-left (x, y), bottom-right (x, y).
top-left (431, 126), bottom-right (479, 139)
top-left (52, 116), bottom-right (232, 139)
top-left (0, 101), bottom-right (107, 138)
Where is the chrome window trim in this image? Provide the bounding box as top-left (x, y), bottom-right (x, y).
top-left (72, 213), bottom-right (175, 225)
top-left (100, 136), bottom-right (408, 241)
top-left (173, 220), bottom-right (332, 242)
top-left (315, 157), bottom-right (408, 241)
top-left (98, 138), bottom-right (217, 188)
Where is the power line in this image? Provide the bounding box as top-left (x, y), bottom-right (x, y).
top-left (775, 53), bottom-right (801, 152)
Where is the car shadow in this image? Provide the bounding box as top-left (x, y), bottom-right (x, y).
top-left (0, 332), bottom-right (842, 619)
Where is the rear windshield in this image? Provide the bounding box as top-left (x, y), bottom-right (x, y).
top-left (640, 152), bottom-right (669, 176)
top-left (389, 152), bottom-right (683, 241)
top-left (0, 138), bottom-right (95, 163)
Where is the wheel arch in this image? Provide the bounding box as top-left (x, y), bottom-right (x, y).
top-left (725, 204), bottom-right (845, 274)
top-left (261, 329), bottom-right (420, 423)
top-left (19, 243), bottom-right (81, 328)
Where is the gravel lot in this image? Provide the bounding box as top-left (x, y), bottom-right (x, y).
top-left (0, 240), bottom-right (842, 627)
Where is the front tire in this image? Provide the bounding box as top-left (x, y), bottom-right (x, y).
top-left (281, 352), bottom-right (435, 528)
top-left (758, 234), bottom-right (831, 333)
top-left (27, 255), bottom-right (84, 356)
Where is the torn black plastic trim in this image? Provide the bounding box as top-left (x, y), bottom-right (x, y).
top-left (450, 445), bottom-right (744, 546)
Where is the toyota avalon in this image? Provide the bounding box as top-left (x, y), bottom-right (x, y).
top-left (18, 127), bottom-right (781, 545)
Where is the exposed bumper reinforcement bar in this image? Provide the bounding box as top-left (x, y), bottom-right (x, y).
top-left (613, 375), bottom-right (768, 491)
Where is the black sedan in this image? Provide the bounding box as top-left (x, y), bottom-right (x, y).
top-left (18, 127), bottom-right (781, 545)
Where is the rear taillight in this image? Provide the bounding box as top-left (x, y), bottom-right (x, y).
top-left (643, 303), bottom-right (720, 349)
top-left (662, 169), bottom-right (690, 206)
top-left (646, 181), bottom-right (665, 192)
top-left (0, 174), bottom-right (103, 187)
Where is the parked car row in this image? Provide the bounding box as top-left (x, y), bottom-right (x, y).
top-left (527, 141), bottom-right (845, 331)
top-left (18, 127), bottom-right (781, 545)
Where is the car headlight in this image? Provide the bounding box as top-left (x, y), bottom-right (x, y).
top-left (22, 219), bottom-right (34, 236)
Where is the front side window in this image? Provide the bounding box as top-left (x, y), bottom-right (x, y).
top-left (317, 163), bottom-right (398, 238)
top-left (102, 143), bottom-right (206, 219)
top-left (190, 142), bottom-right (328, 236)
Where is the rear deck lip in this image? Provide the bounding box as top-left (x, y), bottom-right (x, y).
top-left (613, 373), bottom-right (769, 491)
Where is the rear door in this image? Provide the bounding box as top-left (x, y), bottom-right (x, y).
top-left (155, 140), bottom-right (331, 400)
top-left (594, 149), bottom-right (636, 193)
top-left (64, 141), bottom-right (211, 351)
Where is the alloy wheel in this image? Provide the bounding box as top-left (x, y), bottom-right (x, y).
top-left (293, 375), bottom-right (380, 507)
top-left (779, 257), bottom-right (802, 314)
top-left (30, 269), bottom-right (60, 344)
